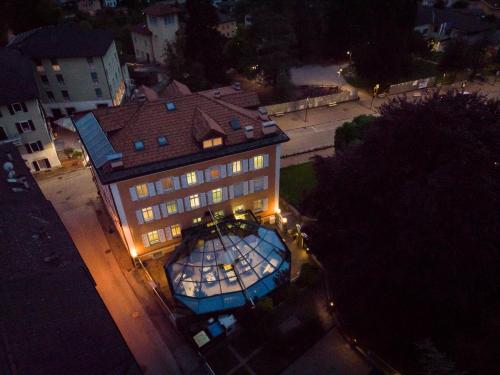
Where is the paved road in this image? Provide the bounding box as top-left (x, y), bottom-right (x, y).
top-left (37, 168), bottom-right (183, 375)
top-left (282, 328), bottom-right (372, 375)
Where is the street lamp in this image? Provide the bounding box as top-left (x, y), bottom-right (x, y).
top-left (304, 96), bottom-right (310, 123)
top-left (346, 50), bottom-right (352, 64)
top-left (371, 83), bottom-right (380, 109)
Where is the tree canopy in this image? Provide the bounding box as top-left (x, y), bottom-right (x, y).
top-left (306, 93), bottom-right (500, 374)
top-left (334, 114), bottom-right (375, 152)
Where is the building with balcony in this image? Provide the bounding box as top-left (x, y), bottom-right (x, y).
top-left (8, 24), bottom-right (127, 119)
top-left (0, 143), bottom-right (139, 374)
top-left (0, 48), bottom-right (60, 173)
top-left (73, 81), bottom-right (288, 261)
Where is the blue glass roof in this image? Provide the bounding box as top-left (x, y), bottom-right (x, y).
top-left (165, 219), bottom-right (291, 314)
top-left (73, 113), bottom-right (116, 168)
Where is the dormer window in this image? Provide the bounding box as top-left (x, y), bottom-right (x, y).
top-left (203, 137), bottom-right (223, 149)
top-left (166, 102), bottom-right (176, 111)
top-left (134, 140), bottom-right (145, 151)
top-left (157, 136), bottom-right (168, 146)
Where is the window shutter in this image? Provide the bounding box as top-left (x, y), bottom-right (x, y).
top-left (243, 181), bottom-right (249, 195)
top-left (264, 154), bottom-right (269, 168)
top-left (242, 159), bottom-right (249, 173)
top-left (129, 187), bottom-right (138, 201)
top-left (147, 182), bottom-right (156, 197)
top-left (222, 187), bottom-right (228, 201)
top-left (227, 162), bottom-right (233, 176)
top-left (220, 165), bottom-right (226, 178)
top-left (160, 203), bottom-right (168, 217)
top-left (262, 198), bottom-right (268, 211)
top-left (181, 175), bottom-right (188, 188)
top-left (249, 179), bottom-right (255, 194)
top-left (173, 176), bottom-right (180, 190)
top-left (153, 205), bottom-right (161, 220)
top-left (21, 102), bottom-right (27, 112)
top-left (165, 227), bottom-right (173, 240)
top-left (229, 185), bottom-right (234, 199)
top-left (184, 197), bottom-right (191, 211)
top-left (197, 170), bottom-right (204, 184)
top-left (142, 234), bottom-right (150, 248)
top-left (207, 190), bottom-right (213, 205)
top-left (158, 228), bottom-right (166, 242)
top-left (8, 105), bottom-right (14, 115)
top-left (15, 123), bottom-right (22, 134)
top-left (136, 210), bottom-right (144, 224)
top-left (263, 176), bottom-right (268, 190)
top-left (177, 198), bottom-right (184, 213)
top-left (249, 157), bottom-right (255, 171)
top-left (200, 192), bottom-right (207, 207)
top-left (205, 168), bottom-right (211, 182)
top-left (28, 120), bottom-right (35, 131)
top-left (155, 181), bottom-right (164, 195)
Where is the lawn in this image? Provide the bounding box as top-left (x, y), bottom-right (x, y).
top-left (280, 162), bottom-right (317, 208)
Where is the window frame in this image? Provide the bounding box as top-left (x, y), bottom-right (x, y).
top-left (141, 206), bottom-right (154, 222)
top-left (212, 188), bottom-right (223, 204)
top-left (232, 160), bottom-right (242, 174)
top-left (162, 177), bottom-right (174, 191)
top-left (166, 200), bottom-right (178, 214)
top-left (171, 224), bottom-right (181, 238)
top-left (186, 171), bottom-right (197, 185)
top-left (189, 194), bottom-right (200, 209)
top-left (147, 230), bottom-right (160, 245)
top-left (135, 183), bottom-right (149, 199)
top-left (253, 155), bottom-right (264, 170)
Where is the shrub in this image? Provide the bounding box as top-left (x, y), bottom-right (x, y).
top-left (296, 262), bottom-right (320, 288)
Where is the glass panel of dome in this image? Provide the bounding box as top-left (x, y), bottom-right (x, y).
top-left (267, 251), bottom-right (282, 268)
top-left (243, 234), bottom-right (259, 248)
top-left (254, 240), bottom-right (274, 258)
top-left (246, 249), bottom-right (265, 268)
top-left (220, 276), bottom-right (242, 293)
top-left (203, 251), bottom-right (217, 266)
top-left (236, 242), bottom-right (253, 256)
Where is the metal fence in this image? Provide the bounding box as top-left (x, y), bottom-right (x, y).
top-left (265, 89), bottom-right (358, 116)
top-left (388, 77), bottom-right (436, 95)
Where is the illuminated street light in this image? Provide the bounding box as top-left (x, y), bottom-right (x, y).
top-left (347, 50), bottom-right (352, 64)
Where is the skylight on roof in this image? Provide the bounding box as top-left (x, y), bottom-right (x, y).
top-left (229, 117), bottom-right (241, 130)
top-left (157, 136), bottom-right (168, 146)
top-left (166, 102), bottom-right (176, 111)
top-left (133, 140), bottom-right (145, 151)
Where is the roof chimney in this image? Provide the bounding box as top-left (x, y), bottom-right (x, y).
top-left (213, 90), bottom-right (221, 98)
top-left (262, 120), bottom-right (277, 135)
top-left (244, 125), bottom-right (254, 139)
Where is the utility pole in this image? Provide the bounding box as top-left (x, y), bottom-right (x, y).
top-left (304, 97), bottom-right (310, 122)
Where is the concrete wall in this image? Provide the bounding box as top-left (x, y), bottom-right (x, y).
top-left (102, 41), bottom-right (126, 106)
top-left (265, 89), bottom-right (358, 116)
top-left (106, 144), bottom-right (279, 259)
top-left (146, 14), bottom-right (179, 63)
top-left (132, 32), bottom-right (154, 63)
top-left (0, 99), bottom-right (61, 172)
top-left (388, 77), bottom-right (436, 95)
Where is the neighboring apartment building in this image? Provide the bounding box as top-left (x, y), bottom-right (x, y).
top-left (0, 143), bottom-right (140, 374)
top-left (77, 0), bottom-right (102, 15)
top-left (216, 10), bottom-right (237, 38)
top-left (131, 3), bottom-right (181, 64)
top-left (0, 48), bottom-right (60, 173)
top-left (74, 81), bottom-right (288, 260)
top-left (8, 24), bottom-right (127, 118)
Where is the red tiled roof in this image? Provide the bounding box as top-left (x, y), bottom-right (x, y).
top-left (192, 107), bottom-right (226, 142)
top-left (131, 23), bottom-right (152, 36)
top-left (161, 80), bottom-right (193, 98)
top-left (144, 3), bottom-right (181, 16)
top-left (199, 88), bottom-right (260, 108)
top-left (138, 85), bottom-right (159, 101)
top-left (92, 93), bottom-right (270, 168)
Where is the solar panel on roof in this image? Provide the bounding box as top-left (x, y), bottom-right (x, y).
top-left (166, 102), bottom-right (176, 111)
top-left (73, 112), bottom-right (116, 168)
top-left (229, 117), bottom-right (241, 130)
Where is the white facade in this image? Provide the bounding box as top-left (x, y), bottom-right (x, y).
top-left (0, 99), bottom-right (61, 172)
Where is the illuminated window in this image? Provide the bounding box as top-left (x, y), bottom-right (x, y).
top-left (212, 188), bottom-right (223, 204)
top-left (136, 184), bottom-right (149, 198)
top-left (142, 207), bottom-right (154, 222)
top-left (51, 58), bottom-right (61, 71)
top-left (214, 210), bottom-right (224, 219)
top-left (202, 137), bottom-right (223, 149)
top-left (166, 200), bottom-right (177, 214)
top-left (193, 217), bottom-right (202, 224)
top-left (171, 224), bottom-right (181, 238)
top-left (186, 171), bottom-right (197, 185)
top-left (232, 160), bottom-right (242, 174)
top-left (253, 199), bottom-right (264, 212)
top-left (253, 155), bottom-right (264, 170)
top-left (189, 194), bottom-right (200, 209)
top-left (162, 177), bottom-right (174, 191)
top-left (210, 168), bottom-right (220, 179)
top-left (147, 230), bottom-right (160, 245)
top-left (233, 205), bottom-right (245, 214)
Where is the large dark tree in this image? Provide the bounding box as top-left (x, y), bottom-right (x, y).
top-left (327, 0), bottom-right (417, 83)
top-left (166, 0), bottom-right (228, 89)
top-left (307, 93), bottom-right (500, 374)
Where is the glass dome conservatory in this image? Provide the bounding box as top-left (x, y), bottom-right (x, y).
top-left (165, 214), bottom-right (291, 314)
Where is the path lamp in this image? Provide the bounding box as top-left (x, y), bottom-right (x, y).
top-left (371, 83), bottom-right (380, 109)
top-left (347, 50), bottom-right (352, 64)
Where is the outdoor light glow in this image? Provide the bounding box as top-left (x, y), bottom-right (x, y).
top-left (282, 217), bottom-right (288, 224)
top-left (130, 247), bottom-right (138, 258)
top-left (276, 208), bottom-right (281, 215)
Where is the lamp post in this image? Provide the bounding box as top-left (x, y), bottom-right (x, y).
top-left (347, 50), bottom-right (352, 64)
top-left (304, 97), bottom-right (310, 123)
top-left (371, 83), bottom-right (380, 109)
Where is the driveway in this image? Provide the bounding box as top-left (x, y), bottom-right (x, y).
top-left (37, 168), bottom-right (184, 375)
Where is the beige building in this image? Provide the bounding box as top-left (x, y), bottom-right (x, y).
top-left (216, 11), bottom-right (237, 38)
top-left (8, 24), bottom-right (127, 118)
top-left (74, 81), bottom-right (288, 260)
top-left (131, 3), bottom-right (181, 64)
top-left (77, 0), bottom-right (102, 16)
top-left (0, 48), bottom-right (60, 172)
